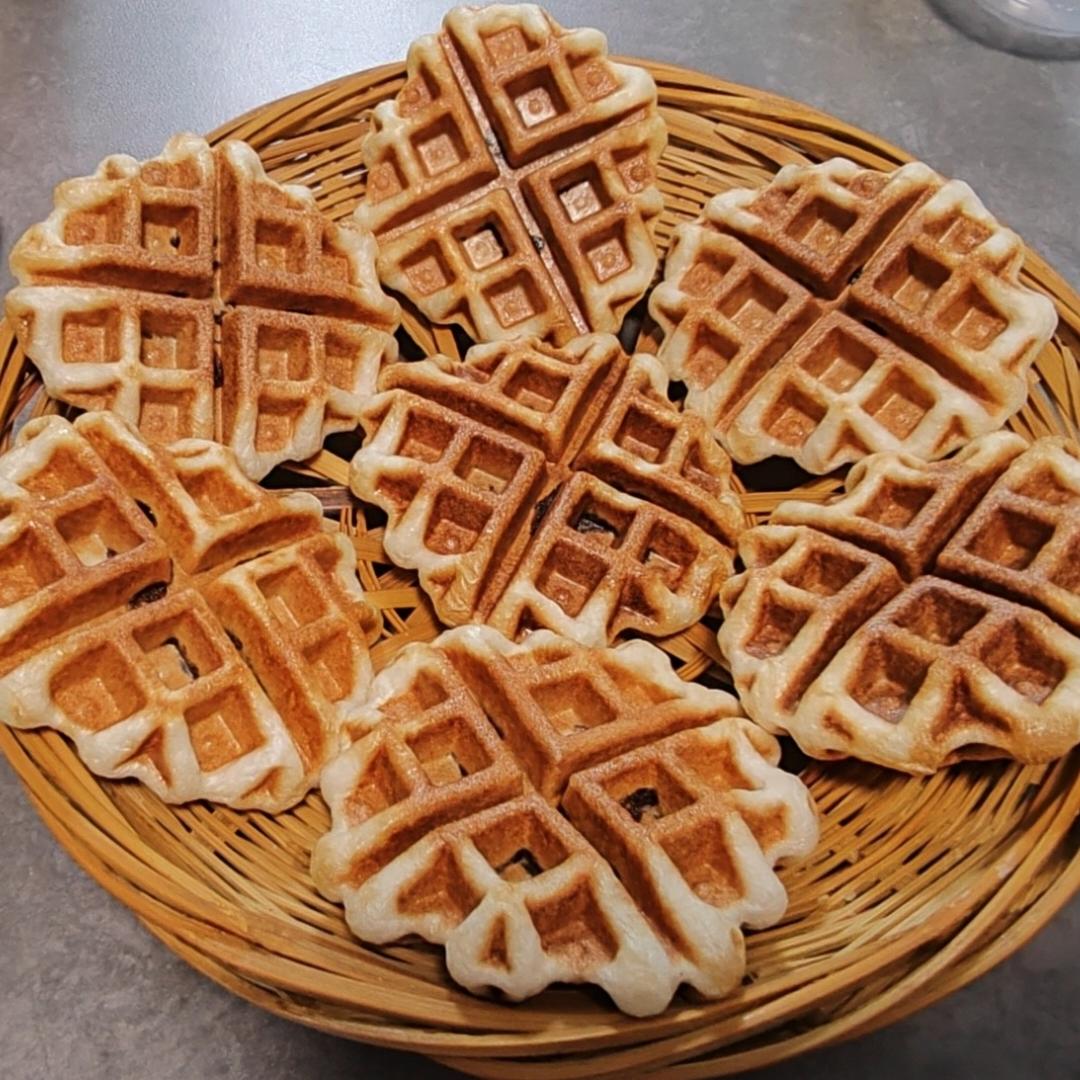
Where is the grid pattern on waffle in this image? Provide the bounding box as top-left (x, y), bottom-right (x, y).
top-left (73, 411), bottom-right (321, 577)
top-left (770, 430), bottom-right (1029, 580)
top-left (563, 717), bottom-right (818, 996)
top-left (6, 135), bottom-right (399, 480)
top-left (938, 439), bottom-right (1080, 633)
top-left (5, 287), bottom-right (218, 445)
top-left (349, 334), bottom-right (745, 646)
top-left (574, 352), bottom-right (744, 538)
top-left (650, 158), bottom-right (1058, 474)
top-left (0, 417), bottom-right (172, 672)
top-left (356, 4), bottom-right (666, 343)
top-left (3, 587), bottom-right (307, 803)
top-left (0, 412), bottom-right (379, 810)
top-left (312, 625), bottom-right (818, 1015)
top-left (791, 576), bottom-right (1080, 769)
top-left (489, 470), bottom-right (731, 644)
top-left (8, 133), bottom-right (217, 296)
top-left (219, 306), bottom-right (391, 480)
top-left (202, 534), bottom-right (380, 775)
top-left (718, 434), bottom-right (1080, 772)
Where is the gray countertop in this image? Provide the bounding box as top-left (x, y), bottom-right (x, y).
top-left (1, 2), bottom-right (1078, 1077)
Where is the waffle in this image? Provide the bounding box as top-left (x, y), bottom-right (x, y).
top-left (355, 4), bottom-right (666, 343)
top-left (719, 433), bottom-right (1080, 772)
top-left (0, 411), bottom-right (380, 810)
top-left (650, 158), bottom-right (1057, 474)
top-left (349, 333), bottom-right (745, 645)
top-left (6, 135), bottom-right (400, 479)
top-left (312, 625), bottom-right (818, 1015)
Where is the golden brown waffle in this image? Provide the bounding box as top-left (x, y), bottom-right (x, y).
top-left (0, 411), bottom-right (380, 809)
top-left (650, 159), bottom-right (1057, 474)
top-left (6, 135), bottom-right (399, 479)
top-left (312, 625), bottom-right (818, 1014)
top-left (355, 4), bottom-right (666, 342)
top-left (349, 334), bottom-right (745, 645)
top-left (719, 434), bottom-right (1080, 772)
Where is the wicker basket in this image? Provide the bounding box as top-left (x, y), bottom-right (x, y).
top-left (1, 59), bottom-right (1079, 1078)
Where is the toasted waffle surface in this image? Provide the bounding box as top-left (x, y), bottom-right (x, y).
top-left (719, 433), bottom-right (1080, 771)
top-left (7, 135), bottom-right (399, 479)
top-left (651, 159), bottom-right (1057, 473)
top-left (349, 334), bottom-right (745, 645)
top-left (356, 4), bottom-right (666, 342)
top-left (0, 411), bottom-right (379, 809)
top-left (313, 625), bottom-right (818, 1014)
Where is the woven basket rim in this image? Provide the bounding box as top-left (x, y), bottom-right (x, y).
top-left (2, 58), bottom-right (1079, 1079)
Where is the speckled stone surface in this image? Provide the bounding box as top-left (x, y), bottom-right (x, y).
top-left (0, 2), bottom-right (1077, 1077)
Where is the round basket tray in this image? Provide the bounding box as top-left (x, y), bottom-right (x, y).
top-left (2, 59), bottom-right (1079, 1078)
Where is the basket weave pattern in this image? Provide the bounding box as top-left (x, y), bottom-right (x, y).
top-left (1, 61), bottom-right (1079, 1077)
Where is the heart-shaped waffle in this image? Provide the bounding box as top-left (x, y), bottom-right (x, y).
top-left (349, 333), bottom-right (745, 645)
top-left (356, 3), bottom-right (666, 342)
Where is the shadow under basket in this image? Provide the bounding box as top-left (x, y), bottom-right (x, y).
top-left (2, 58), bottom-right (1080, 1078)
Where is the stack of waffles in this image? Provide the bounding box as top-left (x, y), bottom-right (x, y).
top-left (6, 134), bottom-right (400, 479)
top-left (0, 0), bottom-right (1073, 1021)
top-left (0, 412), bottom-right (379, 810)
